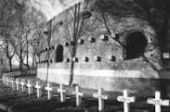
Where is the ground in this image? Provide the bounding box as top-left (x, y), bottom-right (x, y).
top-left (0, 77), bottom-right (170, 112)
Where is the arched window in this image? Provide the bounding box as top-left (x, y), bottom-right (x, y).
top-left (55, 45), bottom-right (64, 62)
top-left (126, 31), bottom-right (148, 59)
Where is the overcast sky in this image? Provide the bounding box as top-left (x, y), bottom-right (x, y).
top-left (30, 0), bottom-right (83, 21)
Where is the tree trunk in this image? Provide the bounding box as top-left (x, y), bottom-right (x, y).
top-left (45, 20), bottom-right (52, 83)
top-left (68, 3), bottom-right (81, 86)
top-left (26, 35), bottom-right (30, 70)
top-left (19, 52), bottom-right (23, 72)
top-left (69, 60), bottom-right (75, 85)
top-left (9, 58), bottom-right (12, 72)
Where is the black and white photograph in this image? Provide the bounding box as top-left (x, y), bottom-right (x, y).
top-left (0, 0), bottom-right (170, 112)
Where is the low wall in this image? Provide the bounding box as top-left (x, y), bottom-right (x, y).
top-left (37, 62), bottom-right (164, 96)
top-left (2, 69), bottom-right (37, 77)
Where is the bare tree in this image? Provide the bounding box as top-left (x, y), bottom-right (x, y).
top-left (57, 2), bottom-right (92, 85)
top-left (2, 36), bottom-right (16, 72)
top-left (30, 24), bottom-right (45, 67)
top-left (0, 0), bottom-right (22, 72)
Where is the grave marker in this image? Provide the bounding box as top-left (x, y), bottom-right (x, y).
top-left (20, 79), bottom-right (26, 92)
top-left (3, 77), bottom-right (6, 86)
top-left (35, 81), bottom-right (42, 98)
top-left (93, 88), bottom-right (108, 111)
top-left (26, 80), bottom-right (33, 94)
top-left (3, 77), bottom-right (7, 86)
top-left (2, 77), bottom-right (5, 85)
top-left (6, 77), bottom-right (10, 87)
top-left (57, 83), bottom-right (66, 102)
top-left (117, 90), bottom-right (135, 112)
top-left (147, 91), bottom-right (169, 112)
top-left (10, 78), bottom-right (15, 90)
top-left (75, 86), bottom-right (83, 106)
top-left (45, 83), bottom-right (53, 100)
top-left (15, 79), bottom-right (20, 91)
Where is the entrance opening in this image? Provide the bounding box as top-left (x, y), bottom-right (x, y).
top-left (126, 31), bottom-right (148, 59)
top-left (55, 45), bottom-right (64, 62)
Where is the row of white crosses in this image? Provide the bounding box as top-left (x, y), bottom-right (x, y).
top-left (4, 77), bottom-right (33, 95)
top-left (3, 77), bottom-right (10, 86)
top-left (2, 77), bottom-right (170, 112)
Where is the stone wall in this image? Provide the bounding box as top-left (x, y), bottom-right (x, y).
top-left (38, 0), bottom-right (161, 70)
top-left (37, 0), bottom-right (165, 95)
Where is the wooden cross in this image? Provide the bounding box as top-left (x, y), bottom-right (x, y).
top-left (35, 81), bottom-right (42, 98)
top-left (45, 83), bottom-right (53, 100)
top-left (20, 79), bottom-right (26, 92)
top-left (93, 88), bottom-right (108, 111)
top-left (15, 79), bottom-right (20, 91)
top-left (26, 80), bottom-right (33, 94)
top-left (147, 91), bottom-right (169, 112)
top-left (117, 90), bottom-right (135, 112)
top-left (57, 83), bottom-right (66, 102)
top-left (75, 86), bottom-right (83, 106)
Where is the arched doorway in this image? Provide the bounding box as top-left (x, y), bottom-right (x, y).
top-left (126, 31), bottom-right (148, 59)
top-left (55, 45), bottom-right (64, 62)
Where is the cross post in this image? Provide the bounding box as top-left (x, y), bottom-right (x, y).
top-left (57, 83), bottom-right (66, 102)
top-left (75, 86), bottom-right (83, 106)
top-left (147, 91), bottom-right (169, 112)
top-left (93, 88), bottom-right (108, 111)
top-left (6, 77), bottom-right (10, 87)
top-left (35, 81), bottom-right (42, 98)
top-left (10, 78), bottom-right (15, 90)
top-left (117, 90), bottom-right (135, 112)
top-left (26, 80), bottom-right (33, 94)
top-left (2, 77), bottom-right (6, 85)
top-left (20, 79), bottom-right (26, 92)
top-left (4, 77), bottom-right (7, 86)
top-left (45, 83), bottom-right (53, 100)
top-left (15, 79), bottom-right (20, 91)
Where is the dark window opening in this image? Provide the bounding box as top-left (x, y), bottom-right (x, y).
top-left (126, 31), bottom-right (148, 59)
top-left (55, 45), bottom-right (64, 62)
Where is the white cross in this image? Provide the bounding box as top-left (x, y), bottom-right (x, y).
top-left (6, 78), bottom-right (10, 86)
top-left (45, 83), bottom-right (53, 100)
top-left (147, 91), bottom-right (169, 112)
top-left (10, 78), bottom-right (15, 90)
top-left (35, 81), bottom-right (42, 98)
top-left (93, 88), bottom-right (108, 111)
top-left (20, 79), bottom-right (26, 92)
top-left (75, 86), bottom-right (83, 106)
top-left (15, 79), bottom-right (20, 91)
top-left (2, 77), bottom-right (6, 85)
top-left (3, 77), bottom-right (7, 86)
top-left (26, 80), bottom-right (33, 94)
top-left (57, 83), bottom-right (66, 102)
top-left (3, 77), bottom-right (6, 85)
top-left (117, 90), bottom-right (135, 112)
